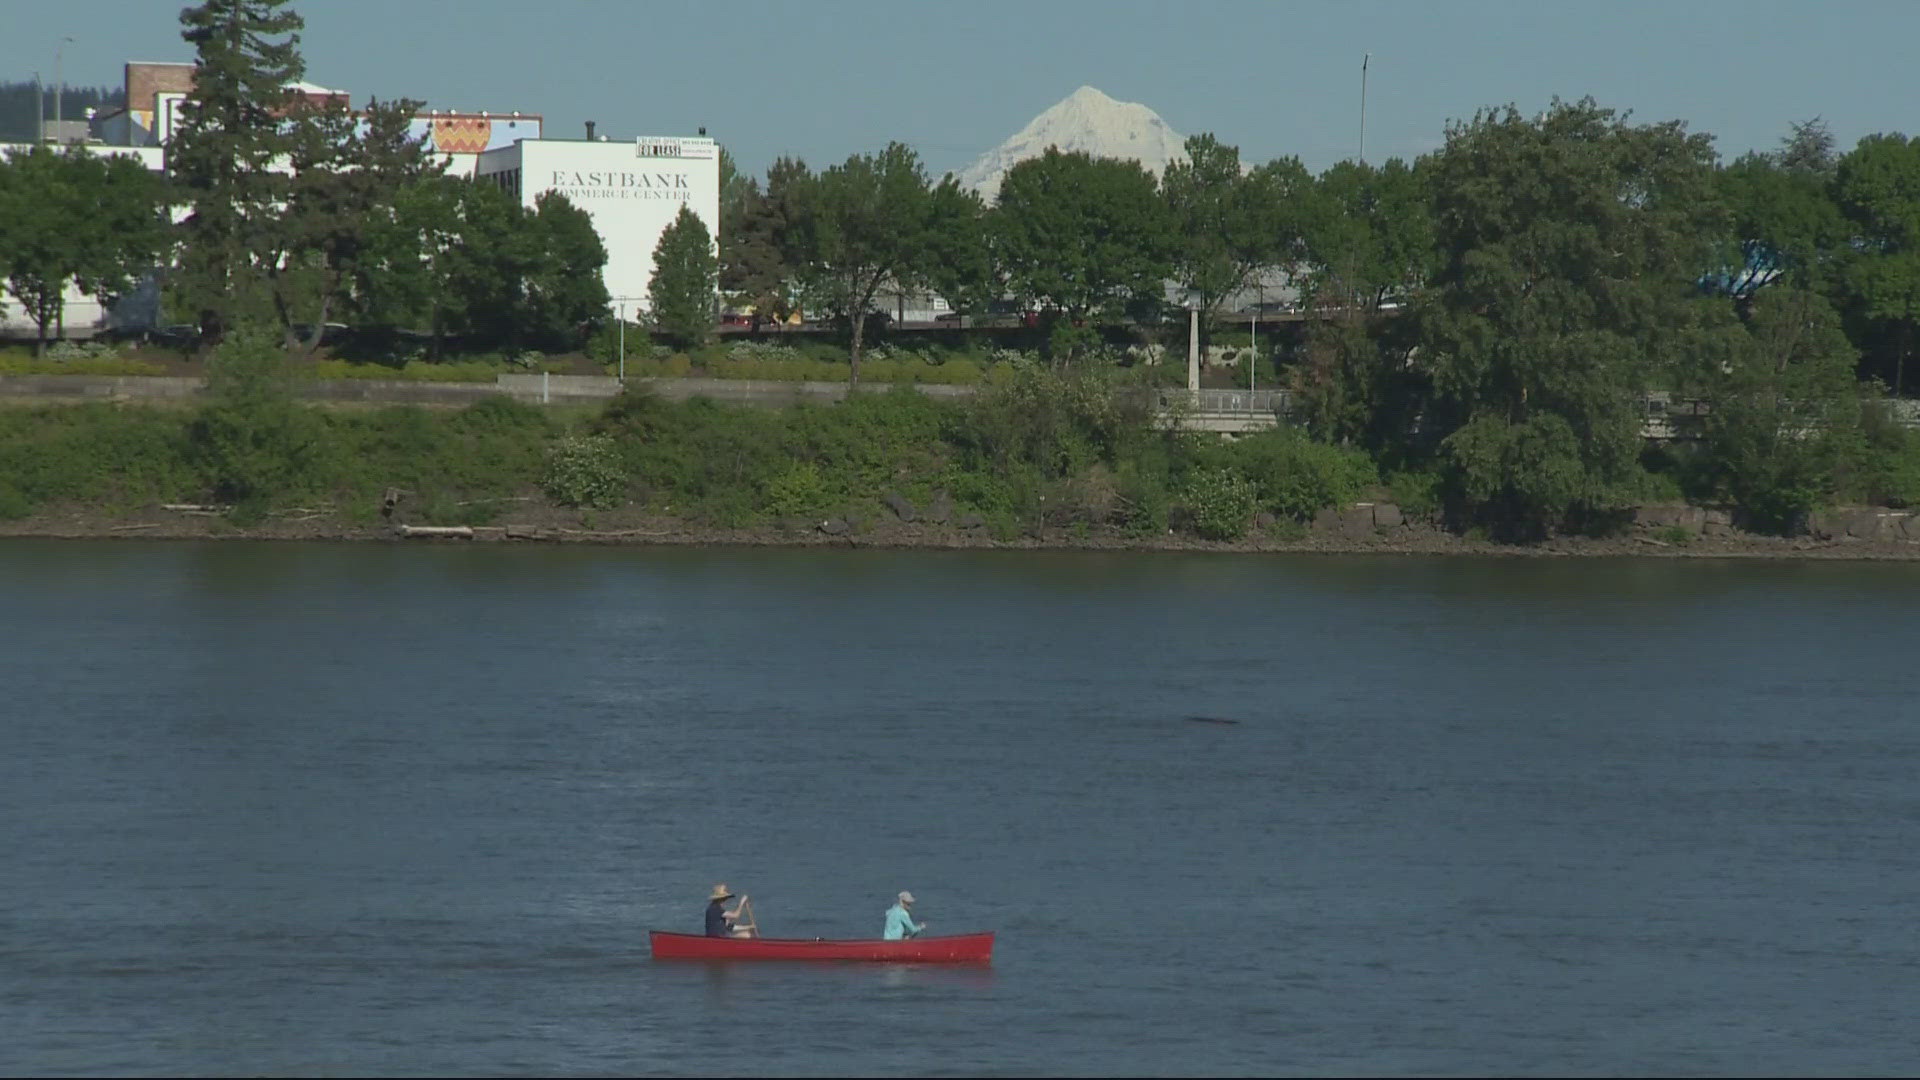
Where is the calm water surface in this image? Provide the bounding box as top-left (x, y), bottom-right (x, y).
top-left (4, 541), bottom-right (1920, 1076)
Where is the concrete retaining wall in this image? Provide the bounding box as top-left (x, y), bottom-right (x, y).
top-left (0, 373), bottom-right (981, 408)
top-left (0, 374), bottom-right (206, 399)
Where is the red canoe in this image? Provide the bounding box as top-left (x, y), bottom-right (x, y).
top-left (649, 931), bottom-right (994, 964)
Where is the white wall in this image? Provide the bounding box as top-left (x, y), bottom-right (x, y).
top-left (485, 136), bottom-right (719, 313)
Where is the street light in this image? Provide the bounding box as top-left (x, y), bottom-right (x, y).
top-left (610, 296), bottom-right (646, 384)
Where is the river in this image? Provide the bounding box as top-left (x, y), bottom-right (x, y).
top-left (4, 541), bottom-right (1919, 1076)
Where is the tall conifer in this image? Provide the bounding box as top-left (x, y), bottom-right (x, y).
top-left (167, 0), bottom-right (305, 343)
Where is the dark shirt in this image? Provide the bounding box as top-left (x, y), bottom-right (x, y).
top-left (705, 900), bottom-right (730, 937)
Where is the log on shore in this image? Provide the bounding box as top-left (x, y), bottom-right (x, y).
top-left (395, 525), bottom-right (475, 539)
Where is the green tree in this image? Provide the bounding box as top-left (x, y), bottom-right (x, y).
top-left (993, 147), bottom-right (1172, 358)
top-left (166, 0), bottom-right (306, 344)
top-left (0, 146), bottom-right (166, 355)
top-left (919, 179), bottom-right (995, 320)
top-left (1420, 98), bottom-right (1729, 537)
top-left (648, 203), bottom-right (718, 349)
top-left (788, 142), bottom-right (949, 383)
top-left (1302, 157), bottom-right (1432, 311)
top-left (1716, 120), bottom-right (1846, 299)
top-left (352, 173), bottom-right (465, 350)
top-left (1161, 135), bottom-right (1309, 340)
top-left (190, 325), bottom-right (328, 511)
top-left (521, 191), bottom-right (609, 351)
top-left (1695, 287), bottom-right (1863, 532)
top-left (268, 95), bottom-right (443, 352)
top-left (718, 155), bottom-right (808, 327)
top-left (437, 180), bottom-right (526, 348)
top-left (1835, 133), bottom-right (1920, 395)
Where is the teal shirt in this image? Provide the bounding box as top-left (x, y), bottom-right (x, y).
top-left (883, 902), bottom-right (923, 940)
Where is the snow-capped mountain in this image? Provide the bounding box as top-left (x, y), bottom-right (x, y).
top-left (953, 85), bottom-right (1189, 202)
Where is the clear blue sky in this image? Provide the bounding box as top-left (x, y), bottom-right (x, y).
top-left (6, 0), bottom-right (1916, 180)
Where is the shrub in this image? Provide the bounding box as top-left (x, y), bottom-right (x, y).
top-left (313, 359), bottom-right (501, 383)
top-left (762, 461), bottom-right (833, 518)
top-left (456, 394), bottom-right (550, 435)
top-left (1386, 468), bottom-right (1444, 519)
top-left (45, 340), bottom-right (124, 362)
top-left (1182, 466), bottom-right (1258, 540)
top-left (1113, 459), bottom-right (1172, 536)
top-left (0, 482), bottom-right (30, 520)
top-left (1229, 428), bottom-right (1377, 521)
top-left (189, 396), bottom-right (333, 506)
top-left (541, 433), bottom-right (627, 509)
top-left (587, 321), bottom-right (648, 362)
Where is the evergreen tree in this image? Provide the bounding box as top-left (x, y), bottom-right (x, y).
top-left (166, 0), bottom-right (305, 344)
top-left (648, 204), bottom-right (717, 349)
top-left (720, 158), bottom-right (799, 328)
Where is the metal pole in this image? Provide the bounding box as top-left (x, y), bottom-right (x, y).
top-left (1359, 53), bottom-right (1369, 166)
top-left (617, 301), bottom-right (625, 383)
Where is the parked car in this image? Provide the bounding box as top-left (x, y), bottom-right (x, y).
top-left (718, 312), bottom-right (752, 328)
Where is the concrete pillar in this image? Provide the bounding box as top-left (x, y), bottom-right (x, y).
top-left (1186, 307), bottom-right (1199, 392)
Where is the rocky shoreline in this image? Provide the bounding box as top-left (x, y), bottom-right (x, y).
top-left (7, 499), bottom-right (1920, 561)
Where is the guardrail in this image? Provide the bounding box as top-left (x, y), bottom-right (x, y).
top-left (1151, 388), bottom-right (1294, 414)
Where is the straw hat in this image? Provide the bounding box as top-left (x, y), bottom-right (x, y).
top-left (898, 891), bottom-right (915, 905)
top-left (709, 883), bottom-right (735, 902)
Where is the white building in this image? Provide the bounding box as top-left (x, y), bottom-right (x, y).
top-left (2, 60), bottom-right (716, 339)
top-left (476, 132), bottom-right (720, 314)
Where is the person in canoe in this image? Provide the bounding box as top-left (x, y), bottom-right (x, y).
top-left (705, 884), bottom-right (754, 938)
top-left (882, 890), bottom-right (926, 940)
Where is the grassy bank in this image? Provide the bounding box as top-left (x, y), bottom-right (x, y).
top-left (0, 369), bottom-right (1376, 540)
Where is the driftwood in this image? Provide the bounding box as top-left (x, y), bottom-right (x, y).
top-left (395, 524), bottom-right (475, 539)
top-left (109, 523), bottom-right (163, 531)
top-left (161, 503), bottom-right (227, 514)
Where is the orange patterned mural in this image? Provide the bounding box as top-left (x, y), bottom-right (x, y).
top-left (432, 116), bottom-right (494, 154)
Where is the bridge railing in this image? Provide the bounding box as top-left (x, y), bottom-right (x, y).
top-left (1151, 388), bottom-right (1295, 415)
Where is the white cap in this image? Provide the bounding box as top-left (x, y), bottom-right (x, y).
top-left (898, 891), bottom-right (915, 904)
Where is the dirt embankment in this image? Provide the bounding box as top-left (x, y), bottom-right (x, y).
top-left (7, 497), bottom-right (1920, 561)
